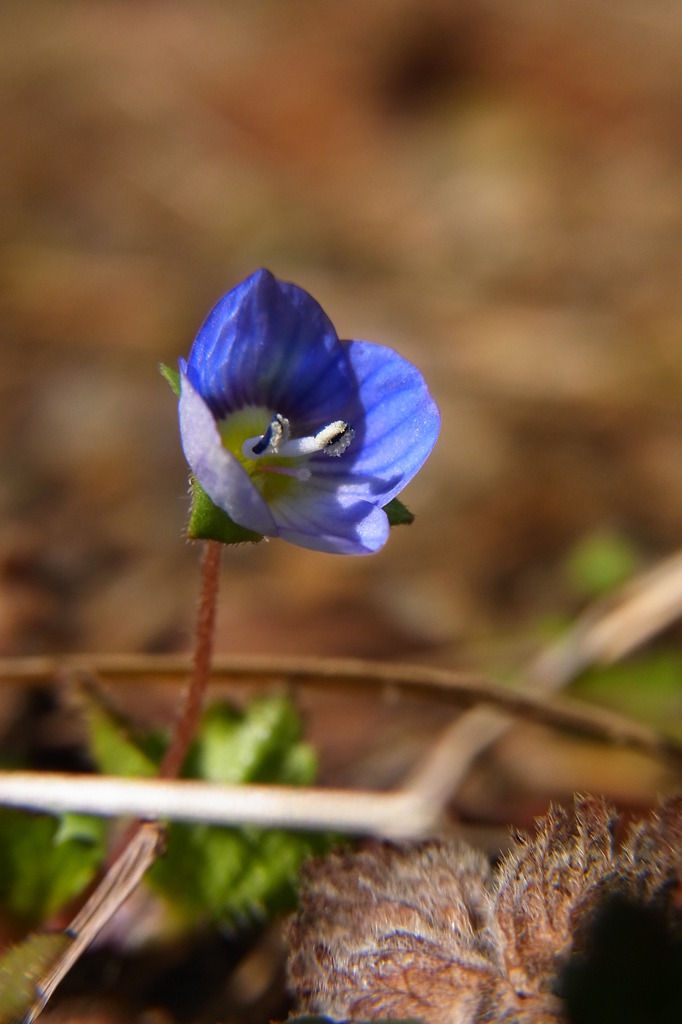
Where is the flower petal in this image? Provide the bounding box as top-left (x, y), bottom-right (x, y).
top-left (179, 371), bottom-right (276, 536)
top-left (185, 269), bottom-right (355, 424)
top-left (177, 270), bottom-right (440, 554)
top-left (312, 340), bottom-right (440, 505)
top-left (270, 482), bottom-right (390, 555)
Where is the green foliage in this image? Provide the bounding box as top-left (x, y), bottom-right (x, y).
top-left (82, 692), bottom-right (329, 924)
top-left (565, 531), bottom-right (639, 599)
top-left (84, 698), bottom-right (160, 778)
top-left (558, 531), bottom-right (682, 737)
top-left (573, 651), bottom-right (682, 739)
top-left (0, 808), bottom-right (106, 926)
top-left (0, 693), bottom-right (326, 930)
top-left (0, 931), bottom-right (68, 1021)
top-left (184, 697), bottom-right (318, 785)
top-left (149, 696), bottom-right (327, 922)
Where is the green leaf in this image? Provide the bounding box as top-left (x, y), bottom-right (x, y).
top-left (0, 694), bottom-right (161, 928)
top-left (383, 497), bottom-right (414, 527)
top-left (148, 695), bottom-right (330, 923)
top-left (188, 696), bottom-right (314, 785)
top-left (0, 931), bottom-right (69, 1022)
top-left (84, 698), bottom-right (158, 779)
top-left (187, 477), bottom-right (263, 546)
top-left (0, 809), bottom-right (106, 925)
top-left (159, 362), bottom-right (181, 397)
top-left (573, 651), bottom-right (682, 738)
top-left (79, 691), bottom-right (331, 924)
top-left (150, 820), bottom-right (328, 924)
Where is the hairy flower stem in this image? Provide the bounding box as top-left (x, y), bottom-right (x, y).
top-left (160, 540), bottom-right (222, 779)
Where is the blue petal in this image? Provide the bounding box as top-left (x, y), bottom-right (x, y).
top-left (312, 340), bottom-right (440, 505)
top-left (269, 482), bottom-right (390, 555)
top-left (185, 269), bottom-right (355, 425)
top-left (179, 372), bottom-right (276, 536)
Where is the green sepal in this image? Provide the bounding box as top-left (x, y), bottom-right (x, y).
top-left (190, 483), bottom-right (409, 545)
top-left (159, 362), bottom-right (262, 546)
top-left (159, 362), bottom-right (181, 397)
top-left (188, 477), bottom-right (263, 546)
top-left (383, 497), bottom-right (414, 527)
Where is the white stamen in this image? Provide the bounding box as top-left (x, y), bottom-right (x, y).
top-left (243, 414), bottom-right (290, 458)
top-left (280, 421), bottom-right (354, 458)
top-left (244, 414), bottom-right (354, 461)
top-left (318, 421), bottom-right (355, 456)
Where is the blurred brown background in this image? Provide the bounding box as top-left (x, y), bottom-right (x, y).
top-left (1, 3), bottom-right (682, 1018)
top-left (1, 0), bottom-right (682, 768)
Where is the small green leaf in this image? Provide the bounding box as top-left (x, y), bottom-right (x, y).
top-left (188, 478), bottom-right (263, 546)
top-left (53, 813), bottom-right (104, 847)
top-left (84, 699), bottom-right (158, 779)
top-left (159, 362), bottom-right (181, 397)
top-left (189, 696), bottom-right (310, 785)
top-left (383, 498), bottom-right (414, 527)
top-left (0, 931), bottom-right (69, 1021)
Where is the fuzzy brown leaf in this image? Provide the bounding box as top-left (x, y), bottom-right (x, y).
top-left (287, 795), bottom-right (682, 1024)
top-left (288, 842), bottom-right (557, 1023)
top-left (492, 796), bottom-right (619, 996)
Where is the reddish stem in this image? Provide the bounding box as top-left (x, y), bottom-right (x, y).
top-left (159, 540), bottom-right (222, 779)
top-left (45, 541), bottom-right (222, 963)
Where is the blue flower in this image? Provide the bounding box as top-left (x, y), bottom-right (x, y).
top-left (178, 269), bottom-right (440, 555)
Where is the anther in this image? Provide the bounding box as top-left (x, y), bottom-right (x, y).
top-left (278, 420), bottom-right (354, 458)
top-left (245, 415), bottom-right (354, 461)
top-left (314, 421), bottom-right (355, 456)
top-left (245, 413), bottom-right (290, 457)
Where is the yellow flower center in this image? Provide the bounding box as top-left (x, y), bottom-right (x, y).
top-left (218, 407), bottom-right (304, 503)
